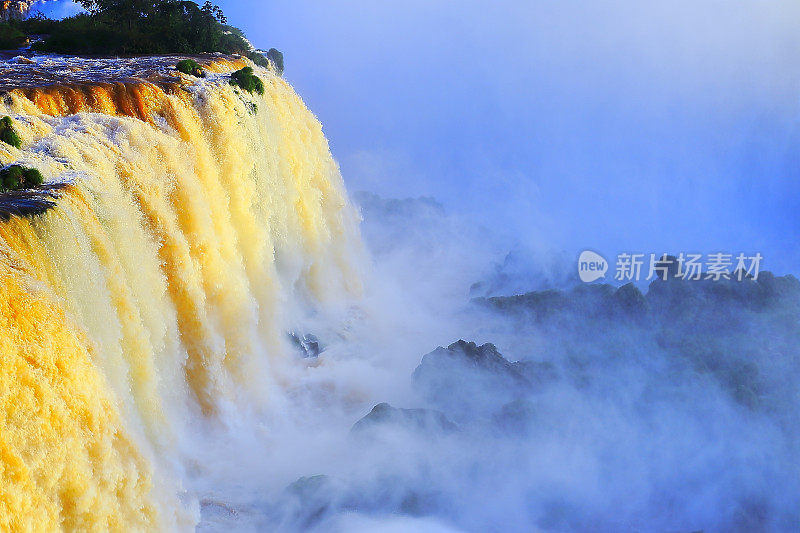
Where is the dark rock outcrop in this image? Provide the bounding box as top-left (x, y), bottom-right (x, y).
top-left (283, 475), bottom-right (335, 529)
top-left (474, 282), bottom-right (653, 324)
top-left (492, 399), bottom-right (537, 436)
top-left (470, 270), bottom-right (800, 410)
top-left (414, 340), bottom-right (530, 386)
top-left (475, 271), bottom-right (800, 325)
top-left (288, 332), bottom-right (322, 358)
top-left (613, 282), bottom-right (648, 315)
top-left (413, 340), bottom-right (541, 420)
top-left (351, 402), bottom-right (457, 434)
top-left (0, 182), bottom-right (68, 221)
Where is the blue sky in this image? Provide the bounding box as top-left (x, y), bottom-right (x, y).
top-left (38, 1), bottom-right (800, 274)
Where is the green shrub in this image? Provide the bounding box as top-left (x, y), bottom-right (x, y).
top-left (176, 59), bottom-right (205, 77)
top-left (0, 117), bottom-right (21, 149)
top-left (0, 129), bottom-right (21, 149)
top-left (0, 165), bottom-right (43, 191)
top-left (266, 48), bottom-right (284, 75)
top-left (0, 165), bottom-right (23, 190)
top-left (246, 50), bottom-right (269, 68)
top-left (23, 168), bottom-right (43, 187)
top-left (230, 66), bottom-right (264, 95)
top-left (0, 23), bottom-right (26, 50)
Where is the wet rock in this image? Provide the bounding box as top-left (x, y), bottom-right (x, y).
top-left (492, 399), bottom-right (537, 436)
top-left (280, 472), bottom-right (445, 524)
top-left (469, 247), bottom-right (577, 298)
top-left (613, 282), bottom-right (648, 316)
top-left (288, 332), bottom-right (322, 358)
top-left (474, 289), bottom-right (571, 321)
top-left (479, 269), bottom-right (799, 328)
top-left (415, 340), bottom-right (530, 386)
top-left (645, 274), bottom-right (791, 322)
top-left (757, 272), bottom-right (800, 301)
top-left (352, 403), bottom-right (457, 434)
top-left (283, 475), bottom-right (336, 529)
top-left (512, 360), bottom-right (559, 387)
top-left (476, 283), bottom-right (649, 323)
top-left (413, 340), bottom-right (533, 419)
top-left (0, 183), bottom-right (68, 221)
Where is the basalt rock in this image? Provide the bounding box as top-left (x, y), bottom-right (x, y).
top-left (351, 402), bottom-right (457, 434)
top-left (413, 340), bottom-right (536, 419)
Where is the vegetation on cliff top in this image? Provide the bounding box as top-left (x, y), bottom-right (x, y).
top-left (230, 66), bottom-right (264, 95)
top-left (3, 0), bottom-right (282, 74)
top-left (176, 58), bottom-right (205, 77)
top-left (30, 1), bottom-right (248, 55)
top-left (0, 23), bottom-right (26, 50)
top-left (266, 48), bottom-right (283, 75)
top-left (0, 117), bottom-right (22, 150)
top-left (0, 164), bottom-right (43, 192)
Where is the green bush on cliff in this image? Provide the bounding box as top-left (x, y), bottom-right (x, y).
top-left (230, 67), bottom-right (264, 95)
top-left (0, 23), bottom-right (27, 50)
top-left (266, 48), bottom-right (284, 75)
top-left (244, 49), bottom-right (282, 74)
top-left (176, 59), bottom-right (205, 77)
top-left (23, 167), bottom-right (43, 187)
top-left (0, 165), bottom-right (23, 190)
top-left (246, 51), bottom-right (269, 69)
top-left (0, 117), bottom-right (21, 149)
top-left (0, 165), bottom-right (42, 192)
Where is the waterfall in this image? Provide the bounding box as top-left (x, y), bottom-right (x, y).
top-left (0, 57), bottom-right (363, 530)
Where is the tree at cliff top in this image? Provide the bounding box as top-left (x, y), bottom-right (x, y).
top-left (29, 0), bottom-right (269, 62)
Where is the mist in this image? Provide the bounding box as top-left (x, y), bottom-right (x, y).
top-left (21, 1), bottom-right (800, 531)
top-left (38, 0), bottom-right (800, 269)
top-left (216, 0), bottom-right (800, 274)
top-left (203, 1), bottom-right (800, 530)
top-left (183, 191), bottom-right (800, 532)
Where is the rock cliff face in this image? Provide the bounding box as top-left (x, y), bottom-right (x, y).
top-left (0, 1), bottom-right (34, 21)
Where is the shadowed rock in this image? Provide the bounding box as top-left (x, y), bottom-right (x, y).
top-left (492, 399), bottom-right (537, 436)
top-left (0, 183), bottom-right (68, 221)
top-left (283, 475), bottom-right (336, 529)
top-left (415, 340), bottom-right (530, 384)
top-left (614, 282), bottom-right (648, 315)
top-left (288, 332), bottom-right (322, 358)
top-left (352, 403), bottom-right (457, 434)
top-left (413, 340), bottom-right (538, 420)
top-left (474, 283), bottom-right (650, 323)
top-left (279, 472), bottom-right (447, 526)
top-left (476, 271), bottom-right (800, 325)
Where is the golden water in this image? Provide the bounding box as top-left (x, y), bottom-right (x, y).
top-left (0, 59), bottom-right (363, 530)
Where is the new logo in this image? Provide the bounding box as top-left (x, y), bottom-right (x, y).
top-left (578, 250), bottom-right (608, 283)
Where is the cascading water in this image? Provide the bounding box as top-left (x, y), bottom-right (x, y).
top-left (0, 56), bottom-right (363, 530)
